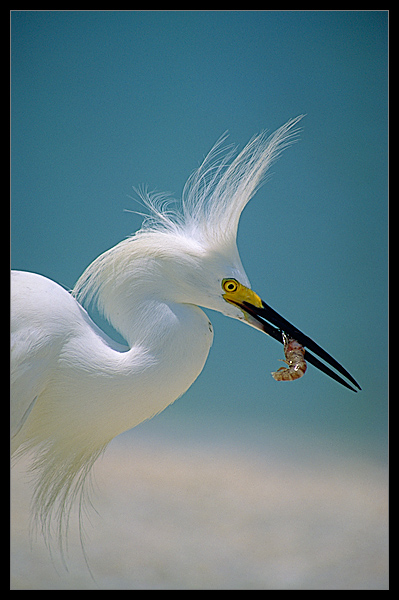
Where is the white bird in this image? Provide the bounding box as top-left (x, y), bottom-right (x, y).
top-left (11, 116), bottom-right (360, 548)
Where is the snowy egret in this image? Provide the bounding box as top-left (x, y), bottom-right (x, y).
top-left (11, 116), bottom-right (360, 547)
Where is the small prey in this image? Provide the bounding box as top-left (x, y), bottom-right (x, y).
top-left (271, 332), bottom-right (307, 381)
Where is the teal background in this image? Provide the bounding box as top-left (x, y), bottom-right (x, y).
top-left (11, 11), bottom-right (388, 462)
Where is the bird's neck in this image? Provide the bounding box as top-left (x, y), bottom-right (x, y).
top-left (20, 296), bottom-right (214, 455)
top-left (107, 295), bottom-right (215, 425)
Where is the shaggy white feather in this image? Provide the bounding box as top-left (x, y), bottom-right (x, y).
top-left (12, 117), bottom-right (303, 557)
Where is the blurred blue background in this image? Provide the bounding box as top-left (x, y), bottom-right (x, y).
top-left (11, 11), bottom-right (388, 462)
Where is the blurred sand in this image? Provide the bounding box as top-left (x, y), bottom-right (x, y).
top-left (11, 430), bottom-right (388, 589)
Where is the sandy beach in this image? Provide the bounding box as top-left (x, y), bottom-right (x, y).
top-left (11, 426), bottom-right (388, 590)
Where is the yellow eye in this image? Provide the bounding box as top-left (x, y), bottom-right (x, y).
top-left (222, 279), bottom-right (239, 293)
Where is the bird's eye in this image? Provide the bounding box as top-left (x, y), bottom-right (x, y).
top-left (222, 279), bottom-right (239, 293)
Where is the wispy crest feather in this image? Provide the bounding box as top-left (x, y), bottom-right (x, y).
top-left (134, 115), bottom-right (303, 246)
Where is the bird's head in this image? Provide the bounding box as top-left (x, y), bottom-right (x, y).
top-left (115, 116), bottom-right (306, 328)
top-left (153, 233), bottom-right (265, 332)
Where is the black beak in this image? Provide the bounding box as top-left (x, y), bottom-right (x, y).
top-left (243, 299), bottom-right (361, 393)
